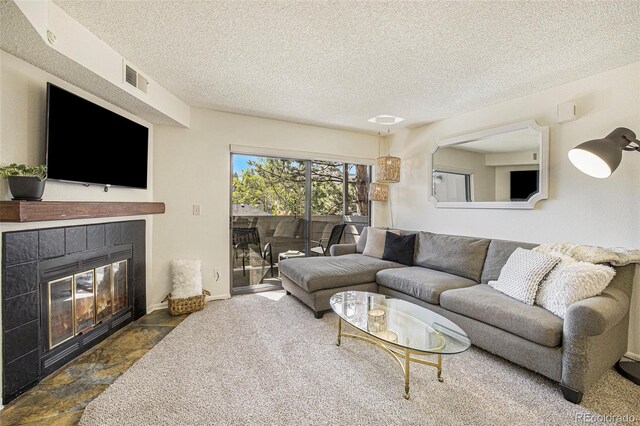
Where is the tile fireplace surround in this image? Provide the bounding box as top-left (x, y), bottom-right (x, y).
top-left (2, 220), bottom-right (146, 403)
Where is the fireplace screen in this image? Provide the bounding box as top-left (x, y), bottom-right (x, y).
top-left (95, 265), bottom-right (112, 322)
top-left (75, 270), bottom-right (95, 334)
top-left (112, 260), bottom-right (127, 314)
top-left (48, 277), bottom-right (74, 348)
top-left (47, 260), bottom-right (128, 349)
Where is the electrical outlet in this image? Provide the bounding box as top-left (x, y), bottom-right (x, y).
top-left (192, 205), bottom-right (201, 216)
top-left (214, 268), bottom-right (221, 282)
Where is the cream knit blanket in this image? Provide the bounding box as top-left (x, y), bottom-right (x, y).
top-left (533, 243), bottom-right (640, 266)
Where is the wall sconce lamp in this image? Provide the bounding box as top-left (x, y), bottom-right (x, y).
top-left (568, 128), bottom-right (639, 178)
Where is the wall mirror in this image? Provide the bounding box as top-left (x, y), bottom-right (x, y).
top-left (429, 120), bottom-right (549, 209)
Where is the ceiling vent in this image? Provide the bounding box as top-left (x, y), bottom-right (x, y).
top-left (124, 63), bottom-right (148, 94)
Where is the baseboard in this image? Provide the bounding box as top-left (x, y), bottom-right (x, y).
top-left (625, 351), bottom-right (640, 362)
top-left (147, 293), bottom-right (231, 314)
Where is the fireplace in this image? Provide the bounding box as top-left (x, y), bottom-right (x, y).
top-left (2, 220), bottom-right (146, 403)
top-left (47, 260), bottom-right (129, 350)
top-left (39, 244), bottom-right (134, 377)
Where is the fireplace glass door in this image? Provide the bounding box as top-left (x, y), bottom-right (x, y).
top-left (95, 265), bottom-right (112, 322)
top-left (46, 260), bottom-right (129, 350)
top-left (75, 270), bottom-right (95, 334)
top-left (49, 276), bottom-right (74, 348)
top-left (112, 260), bottom-right (127, 313)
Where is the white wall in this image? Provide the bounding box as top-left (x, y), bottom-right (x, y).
top-left (388, 62), bottom-right (640, 357)
top-left (0, 52), bottom-right (157, 406)
top-left (152, 108), bottom-right (379, 307)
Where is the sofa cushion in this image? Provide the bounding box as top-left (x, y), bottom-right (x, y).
top-left (363, 228), bottom-right (399, 259)
top-left (488, 248), bottom-right (561, 305)
top-left (376, 267), bottom-right (477, 305)
top-left (481, 239), bottom-right (538, 283)
top-left (279, 253), bottom-right (404, 293)
top-left (382, 232), bottom-right (416, 266)
top-left (536, 254), bottom-right (616, 319)
top-left (362, 227), bottom-right (388, 259)
top-left (414, 232), bottom-right (490, 282)
top-left (440, 284), bottom-right (564, 347)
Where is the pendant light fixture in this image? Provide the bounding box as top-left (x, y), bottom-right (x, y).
top-left (375, 130), bottom-right (401, 183)
top-left (368, 182), bottom-right (389, 202)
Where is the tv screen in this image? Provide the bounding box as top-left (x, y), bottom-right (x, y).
top-left (510, 170), bottom-right (539, 201)
top-left (46, 83), bottom-right (149, 189)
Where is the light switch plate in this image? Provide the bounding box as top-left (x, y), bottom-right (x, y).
top-left (193, 205), bottom-right (201, 215)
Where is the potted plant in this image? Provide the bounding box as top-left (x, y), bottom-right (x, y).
top-left (0, 163), bottom-right (47, 201)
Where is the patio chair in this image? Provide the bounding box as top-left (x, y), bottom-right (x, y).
top-left (311, 223), bottom-right (346, 256)
top-left (232, 227), bottom-right (273, 279)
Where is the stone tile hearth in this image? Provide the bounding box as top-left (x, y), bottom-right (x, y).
top-left (0, 309), bottom-right (188, 426)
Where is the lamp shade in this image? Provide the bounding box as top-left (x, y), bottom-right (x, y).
top-left (568, 128), bottom-right (636, 178)
top-left (368, 183), bottom-right (389, 202)
top-left (375, 156), bottom-right (401, 183)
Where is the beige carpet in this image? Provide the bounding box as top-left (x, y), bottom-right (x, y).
top-left (80, 292), bottom-right (639, 425)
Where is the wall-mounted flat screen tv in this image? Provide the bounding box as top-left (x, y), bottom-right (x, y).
top-left (46, 83), bottom-right (149, 189)
top-left (510, 170), bottom-right (539, 201)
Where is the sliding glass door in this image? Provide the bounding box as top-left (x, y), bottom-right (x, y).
top-left (309, 162), bottom-right (369, 257)
top-left (231, 154), bottom-right (370, 292)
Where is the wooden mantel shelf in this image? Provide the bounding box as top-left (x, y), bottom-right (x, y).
top-left (0, 201), bottom-right (165, 223)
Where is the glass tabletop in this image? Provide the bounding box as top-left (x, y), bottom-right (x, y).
top-left (330, 291), bottom-right (471, 354)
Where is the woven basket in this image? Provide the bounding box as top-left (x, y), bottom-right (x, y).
top-left (162, 289), bottom-right (211, 316)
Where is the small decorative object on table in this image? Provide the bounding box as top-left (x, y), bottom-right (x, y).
top-left (163, 259), bottom-right (208, 316)
top-left (0, 163), bottom-right (47, 201)
top-left (367, 309), bottom-right (386, 333)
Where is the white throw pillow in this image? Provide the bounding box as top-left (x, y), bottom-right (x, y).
top-left (535, 254), bottom-right (616, 318)
top-left (170, 259), bottom-right (203, 298)
top-left (489, 248), bottom-right (560, 305)
top-left (362, 228), bottom-right (398, 259)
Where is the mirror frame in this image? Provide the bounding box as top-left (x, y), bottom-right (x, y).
top-left (429, 120), bottom-right (549, 209)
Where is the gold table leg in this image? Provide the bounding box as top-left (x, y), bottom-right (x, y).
top-left (335, 321), bottom-right (446, 399)
top-left (404, 349), bottom-right (411, 400)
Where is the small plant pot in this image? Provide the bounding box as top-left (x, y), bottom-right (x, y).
top-left (8, 176), bottom-right (46, 201)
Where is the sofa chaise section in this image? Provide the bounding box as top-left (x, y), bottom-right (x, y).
top-left (279, 253), bottom-right (404, 318)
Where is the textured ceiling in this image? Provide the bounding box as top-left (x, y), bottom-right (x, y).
top-left (27, 1), bottom-right (640, 131)
top-left (0, 0), bottom-right (183, 126)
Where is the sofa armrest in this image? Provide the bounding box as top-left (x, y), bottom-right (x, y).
top-left (561, 287), bottom-right (631, 398)
top-left (330, 243), bottom-right (357, 257)
top-left (563, 288), bottom-right (630, 337)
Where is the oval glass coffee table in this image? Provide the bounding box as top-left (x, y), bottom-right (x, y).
top-left (330, 291), bottom-right (471, 399)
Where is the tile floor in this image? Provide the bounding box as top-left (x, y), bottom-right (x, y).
top-left (0, 309), bottom-right (188, 426)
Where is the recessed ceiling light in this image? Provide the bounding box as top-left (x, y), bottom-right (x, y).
top-left (367, 115), bottom-right (405, 125)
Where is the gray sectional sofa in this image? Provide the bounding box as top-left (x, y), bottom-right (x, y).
top-left (278, 228), bottom-right (636, 404)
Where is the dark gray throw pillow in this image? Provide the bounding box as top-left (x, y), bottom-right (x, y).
top-left (383, 232), bottom-right (416, 266)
